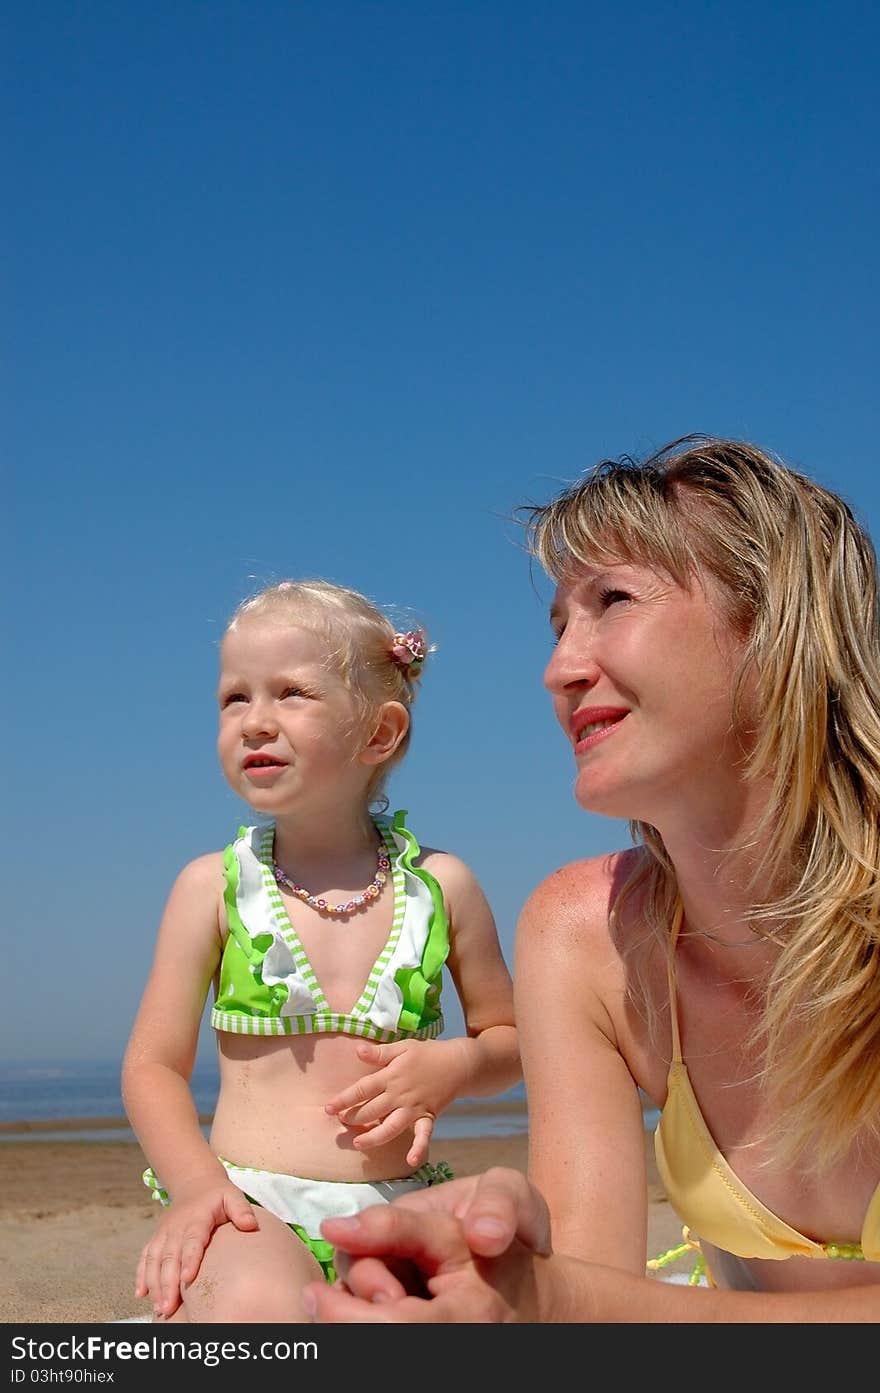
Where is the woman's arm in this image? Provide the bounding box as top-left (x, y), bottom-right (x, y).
top-left (515, 858), bottom-right (649, 1272)
top-left (303, 1169), bottom-right (880, 1323)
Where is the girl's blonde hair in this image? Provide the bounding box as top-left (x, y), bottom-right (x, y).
top-left (226, 579), bottom-right (428, 808)
top-left (522, 434), bottom-right (880, 1169)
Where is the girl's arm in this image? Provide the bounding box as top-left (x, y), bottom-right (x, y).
top-left (121, 852), bottom-right (258, 1315)
top-left (324, 850), bottom-right (519, 1162)
top-left (429, 848), bottom-right (520, 1098)
top-left (514, 858), bottom-right (649, 1272)
top-left (121, 852), bottom-right (227, 1191)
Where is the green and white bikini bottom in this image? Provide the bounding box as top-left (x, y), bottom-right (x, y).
top-left (142, 1157), bottom-right (454, 1285)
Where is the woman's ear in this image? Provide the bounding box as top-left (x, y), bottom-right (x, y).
top-left (359, 701), bottom-right (410, 768)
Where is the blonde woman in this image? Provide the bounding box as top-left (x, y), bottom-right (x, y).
top-left (305, 436), bottom-right (880, 1322)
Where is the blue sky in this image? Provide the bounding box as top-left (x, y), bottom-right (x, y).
top-left (5, 1), bottom-right (879, 1069)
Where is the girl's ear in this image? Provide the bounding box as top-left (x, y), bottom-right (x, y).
top-left (359, 701), bottom-right (410, 768)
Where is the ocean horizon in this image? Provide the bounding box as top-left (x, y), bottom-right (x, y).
top-left (0, 1060), bottom-right (661, 1144)
top-left (0, 1059), bottom-right (532, 1144)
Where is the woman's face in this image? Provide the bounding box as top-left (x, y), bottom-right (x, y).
top-left (544, 559), bottom-right (755, 825)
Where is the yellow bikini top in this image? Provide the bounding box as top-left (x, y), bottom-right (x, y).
top-left (654, 902), bottom-right (880, 1263)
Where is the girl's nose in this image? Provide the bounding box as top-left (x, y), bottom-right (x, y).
top-left (241, 698), bottom-right (278, 738)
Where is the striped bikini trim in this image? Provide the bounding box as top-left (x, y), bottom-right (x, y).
top-left (349, 819), bottom-right (408, 1018)
top-left (258, 825), bottom-right (330, 1012)
top-left (142, 1157), bottom-right (454, 1208)
top-left (209, 1007), bottom-right (445, 1040)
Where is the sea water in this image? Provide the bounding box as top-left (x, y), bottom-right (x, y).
top-left (0, 1059), bottom-right (530, 1142)
top-left (0, 1061), bottom-right (658, 1143)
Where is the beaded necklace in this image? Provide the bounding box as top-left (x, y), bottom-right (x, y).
top-left (272, 843), bottom-right (391, 916)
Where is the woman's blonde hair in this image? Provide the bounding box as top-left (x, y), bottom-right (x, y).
top-left (226, 579), bottom-right (428, 808)
top-left (522, 435), bottom-right (880, 1169)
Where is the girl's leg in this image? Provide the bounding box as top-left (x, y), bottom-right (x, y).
top-left (162, 1204), bottom-right (324, 1323)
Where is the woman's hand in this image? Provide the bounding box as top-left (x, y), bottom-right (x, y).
top-left (302, 1167), bottom-right (551, 1323)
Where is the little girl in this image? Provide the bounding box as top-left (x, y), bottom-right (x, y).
top-left (122, 579), bottom-right (520, 1323)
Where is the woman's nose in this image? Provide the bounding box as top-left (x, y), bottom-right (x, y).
top-left (544, 629), bottom-right (600, 695)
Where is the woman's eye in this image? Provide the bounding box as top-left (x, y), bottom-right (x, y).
top-left (599, 588), bottom-right (630, 609)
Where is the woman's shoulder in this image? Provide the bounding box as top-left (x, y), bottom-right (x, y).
top-left (518, 845), bottom-right (644, 945)
top-left (525, 844), bottom-right (642, 904)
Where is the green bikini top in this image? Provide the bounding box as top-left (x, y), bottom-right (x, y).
top-left (210, 810), bottom-right (449, 1042)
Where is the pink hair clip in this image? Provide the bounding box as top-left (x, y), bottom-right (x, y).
top-left (391, 630), bottom-right (427, 676)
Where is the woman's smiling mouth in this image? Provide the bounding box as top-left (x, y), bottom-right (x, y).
top-left (571, 707), bottom-right (629, 752)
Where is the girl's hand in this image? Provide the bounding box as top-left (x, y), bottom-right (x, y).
top-left (301, 1168), bottom-right (552, 1323)
top-left (325, 1039), bottom-right (467, 1167)
top-left (134, 1179), bottom-right (258, 1318)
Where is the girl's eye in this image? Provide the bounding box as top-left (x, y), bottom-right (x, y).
top-left (281, 686), bottom-right (305, 700)
top-left (221, 692), bottom-right (247, 707)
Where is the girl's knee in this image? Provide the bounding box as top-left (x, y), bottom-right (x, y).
top-left (184, 1267), bottom-right (301, 1322)
top-left (182, 1221), bottom-right (324, 1322)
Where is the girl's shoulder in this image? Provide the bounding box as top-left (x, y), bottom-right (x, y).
top-left (414, 845), bottom-right (483, 896)
top-left (171, 848), bottom-right (227, 894)
top-left (382, 810), bottom-right (479, 891)
top-left (155, 850), bottom-right (227, 948)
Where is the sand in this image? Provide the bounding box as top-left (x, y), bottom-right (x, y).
top-left (0, 1128), bottom-right (684, 1324)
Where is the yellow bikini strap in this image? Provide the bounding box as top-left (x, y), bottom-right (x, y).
top-left (666, 898), bottom-right (685, 1065)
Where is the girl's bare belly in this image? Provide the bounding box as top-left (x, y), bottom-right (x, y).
top-left (207, 1032), bottom-right (416, 1182)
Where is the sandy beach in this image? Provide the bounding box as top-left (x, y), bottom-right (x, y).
top-left (0, 1118), bottom-right (684, 1324)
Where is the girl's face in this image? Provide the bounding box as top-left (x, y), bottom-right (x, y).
top-left (217, 617), bottom-right (370, 816)
top-left (544, 560), bottom-right (755, 825)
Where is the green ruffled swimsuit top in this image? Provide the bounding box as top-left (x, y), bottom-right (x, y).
top-left (211, 810), bottom-right (449, 1041)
